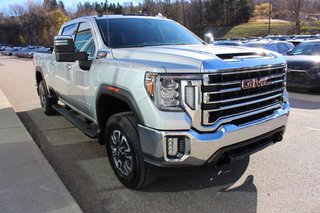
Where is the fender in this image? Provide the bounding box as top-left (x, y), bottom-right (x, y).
top-left (35, 66), bottom-right (57, 99)
top-left (96, 84), bottom-right (145, 126)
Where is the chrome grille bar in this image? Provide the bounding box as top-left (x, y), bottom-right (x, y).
top-left (206, 93), bottom-right (283, 112)
top-left (204, 88), bottom-right (284, 104)
top-left (202, 103), bottom-right (282, 126)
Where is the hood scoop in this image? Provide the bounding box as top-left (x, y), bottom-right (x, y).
top-left (216, 52), bottom-right (267, 61)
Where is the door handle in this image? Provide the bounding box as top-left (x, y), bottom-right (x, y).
top-left (67, 64), bottom-right (72, 70)
top-left (50, 62), bottom-right (55, 65)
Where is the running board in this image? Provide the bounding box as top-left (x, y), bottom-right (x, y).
top-left (53, 104), bottom-right (98, 139)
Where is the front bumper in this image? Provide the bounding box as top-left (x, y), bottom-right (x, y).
top-left (287, 81), bottom-right (320, 90)
top-left (287, 69), bottom-right (320, 90)
top-left (139, 102), bottom-right (289, 167)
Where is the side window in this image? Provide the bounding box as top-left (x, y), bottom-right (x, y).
top-left (266, 44), bottom-right (277, 52)
top-left (285, 43), bottom-right (294, 50)
top-left (272, 44), bottom-right (278, 52)
top-left (278, 43), bottom-right (287, 54)
top-left (74, 22), bottom-right (96, 58)
top-left (61, 24), bottom-right (78, 36)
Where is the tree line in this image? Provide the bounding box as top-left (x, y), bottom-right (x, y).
top-left (0, 0), bottom-right (319, 46)
top-left (0, 0), bottom-right (255, 46)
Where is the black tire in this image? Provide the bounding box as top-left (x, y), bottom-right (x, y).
top-left (105, 112), bottom-right (157, 189)
top-left (38, 80), bottom-right (56, 115)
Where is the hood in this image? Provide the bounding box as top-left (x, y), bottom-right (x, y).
top-left (286, 55), bottom-right (320, 70)
top-left (111, 45), bottom-right (286, 73)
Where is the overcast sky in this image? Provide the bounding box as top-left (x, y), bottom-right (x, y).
top-left (0, 0), bottom-right (139, 12)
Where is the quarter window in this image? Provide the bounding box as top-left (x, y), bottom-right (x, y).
top-left (61, 24), bottom-right (78, 36)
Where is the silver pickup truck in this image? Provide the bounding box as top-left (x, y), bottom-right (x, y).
top-left (34, 15), bottom-right (290, 189)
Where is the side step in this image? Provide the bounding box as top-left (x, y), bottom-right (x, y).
top-left (53, 104), bottom-right (98, 139)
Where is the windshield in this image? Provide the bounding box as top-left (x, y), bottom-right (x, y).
top-left (289, 42), bottom-right (320, 56)
top-left (97, 18), bottom-right (203, 48)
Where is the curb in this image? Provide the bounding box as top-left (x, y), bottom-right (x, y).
top-left (0, 88), bottom-right (83, 213)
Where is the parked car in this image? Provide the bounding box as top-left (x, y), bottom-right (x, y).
top-left (294, 35), bottom-right (318, 40)
top-left (287, 40), bottom-right (302, 46)
top-left (27, 46), bottom-right (52, 58)
top-left (11, 47), bottom-right (24, 56)
top-left (213, 41), bottom-right (242, 46)
top-left (286, 40), bottom-right (320, 90)
top-left (16, 47), bottom-right (30, 58)
top-left (2, 47), bottom-right (21, 56)
top-left (0, 46), bottom-right (9, 51)
top-left (0, 46), bottom-right (10, 54)
top-left (242, 40), bottom-right (294, 55)
top-left (36, 47), bottom-right (52, 54)
top-left (265, 35), bottom-right (290, 41)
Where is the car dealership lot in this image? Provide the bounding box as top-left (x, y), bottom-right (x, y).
top-left (0, 56), bottom-right (319, 213)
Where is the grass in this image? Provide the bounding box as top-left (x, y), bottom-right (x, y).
top-left (214, 22), bottom-right (293, 39)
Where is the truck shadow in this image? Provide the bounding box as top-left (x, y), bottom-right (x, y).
top-left (139, 157), bottom-right (257, 212)
top-left (18, 108), bottom-right (257, 213)
top-left (144, 157), bottom-right (251, 192)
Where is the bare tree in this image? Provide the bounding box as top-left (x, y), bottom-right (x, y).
top-left (292, 0), bottom-right (303, 34)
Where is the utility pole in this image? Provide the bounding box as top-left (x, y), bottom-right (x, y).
top-left (268, 0), bottom-right (271, 35)
top-left (224, 0), bottom-right (227, 25)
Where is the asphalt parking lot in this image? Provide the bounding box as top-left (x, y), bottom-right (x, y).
top-left (0, 56), bottom-right (320, 213)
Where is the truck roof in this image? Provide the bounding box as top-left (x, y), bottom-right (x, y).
top-left (69, 14), bottom-right (167, 22)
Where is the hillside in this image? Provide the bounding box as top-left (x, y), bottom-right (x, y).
top-left (214, 21), bottom-right (292, 38)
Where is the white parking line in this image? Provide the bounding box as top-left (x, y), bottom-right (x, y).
top-left (306, 127), bottom-right (320, 132)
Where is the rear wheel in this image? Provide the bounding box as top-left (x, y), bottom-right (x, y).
top-left (39, 80), bottom-right (56, 115)
top-left (105, 112), bottom-right (157, 189)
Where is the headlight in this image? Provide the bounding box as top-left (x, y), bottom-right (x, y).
top-left (145, 73), bottom-right (200, 111)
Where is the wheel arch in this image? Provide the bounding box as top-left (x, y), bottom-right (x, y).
top-left (35, 66), bottom-right (43, 94)
top-left (96, 84), bottom-right (145, 129)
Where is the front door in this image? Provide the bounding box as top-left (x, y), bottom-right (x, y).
top-left (52, 23), bottom-right (78, 103)
top-left (68, 21), bottom-right (96, 117)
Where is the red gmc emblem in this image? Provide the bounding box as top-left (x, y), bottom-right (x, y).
top-left (241, 77), bottom-right (271, 90)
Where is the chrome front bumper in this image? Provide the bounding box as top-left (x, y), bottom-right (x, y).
top-left (138, 102), bottom-right (289, 167)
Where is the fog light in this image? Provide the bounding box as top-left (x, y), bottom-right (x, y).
top-left (167, 137), bottom-right (178, 157)
top-left (167, 136), bottom-right (186, 158)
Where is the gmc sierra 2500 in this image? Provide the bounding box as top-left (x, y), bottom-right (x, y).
top-left (34, 15), bottom-right (290, 189)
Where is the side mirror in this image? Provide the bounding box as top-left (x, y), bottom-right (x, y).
top-left (54, 35), bottom-right (88, 62)
top-left (204, 33), bottom-right (214, 44)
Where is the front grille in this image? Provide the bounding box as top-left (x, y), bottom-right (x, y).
top-left (287, 71), bottom-right (310, 82)
top-left (202, 67), bottom-right (286, 125)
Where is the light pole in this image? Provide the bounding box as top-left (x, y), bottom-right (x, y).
top-left (268, 0), bottom-right (271, 35)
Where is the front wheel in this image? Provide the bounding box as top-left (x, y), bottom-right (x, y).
top-left (105, 112), bottom-right (157, 189)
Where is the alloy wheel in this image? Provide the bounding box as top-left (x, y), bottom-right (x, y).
top-left (110, 130), bottom-right (133, 176)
